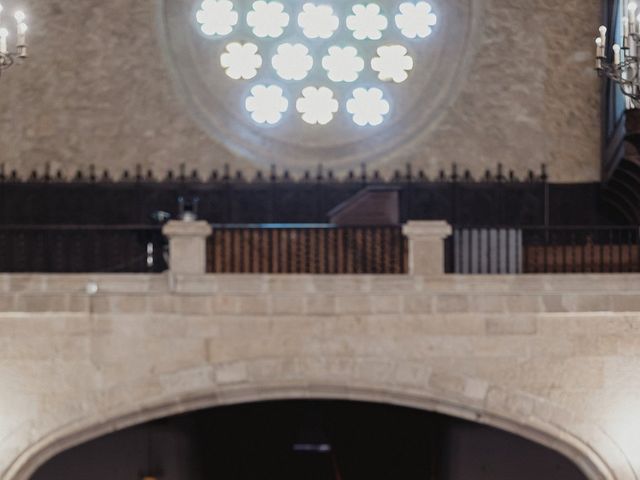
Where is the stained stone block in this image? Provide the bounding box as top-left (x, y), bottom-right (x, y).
top-left (486, 316), bottom-right (537, 335)
top-left (304, 295), bottom-right (337, 315)
top-left (215, 362), bottom-right (248, 384)
top-left (270, 295), bottom-right (305, 315)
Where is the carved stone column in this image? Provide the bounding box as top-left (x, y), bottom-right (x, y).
top-left (162, 220), bottom-right (212, 274)
top-left (402, 221), bottom-right (452, 275)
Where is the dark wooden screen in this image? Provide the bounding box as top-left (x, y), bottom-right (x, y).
top-left (0, 225), bottom-right (166, 273)
top-left (207, 225), bottom-right (407, 274)
top-left (522, 226), bottom-right (640, 273)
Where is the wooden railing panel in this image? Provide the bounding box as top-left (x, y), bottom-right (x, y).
top-left (207, 225), bottom-right (407, 274)
top-left (450, 226), bottom-right (640, 274)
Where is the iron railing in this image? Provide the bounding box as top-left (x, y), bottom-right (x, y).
top-left (0, 225), bottom-right (166, 273)
top-left (448, 226), bottom-right (640, 274)
top-left (207, 224), bottom-right (407, 274)
top-left (2, 223), bottom-right (638, 275)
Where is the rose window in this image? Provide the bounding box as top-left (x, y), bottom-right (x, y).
top-left (193, 0), bottom-right (437, 127)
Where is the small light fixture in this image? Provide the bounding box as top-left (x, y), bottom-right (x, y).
top-left (0, 3), bottom-right (30, 79)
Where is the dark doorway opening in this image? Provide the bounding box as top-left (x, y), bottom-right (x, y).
top-left (32, 400), bottom-right (587, 480)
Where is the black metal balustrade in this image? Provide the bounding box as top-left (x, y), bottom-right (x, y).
top-left (447, 226), bottom-right (640, 274)
top-left (207, 224), bottom-right (407, 274)
top-left (0, 225), bottom-right (166, 273)
top-left (1, 222), bottom-right (639, 275)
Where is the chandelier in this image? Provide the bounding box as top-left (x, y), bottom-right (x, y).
top-left (0, 3), bottom-right (28, 79)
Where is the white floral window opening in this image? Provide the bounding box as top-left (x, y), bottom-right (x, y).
top-left (272, 43), bottom-right (313, 81)
top-left (371, 45), bottom-right (413, 83)
top-left (346, 4), bottom-right (388, 40)
top-left (395, 1), bottom-right (437, 38)
top-left (322, 46), bottom-right (364, 83)
top-left (245, 84), bottom-right (289, 124)
top-left (194, 0), bottom-right (437, 126)
top-left (298, 3), bottom-right (339, 39)
top-left (196, 0), bottom-right (238, 36)
top-left (220, 42), bottom-right (262, 79)
top-left (246, 1), bottom-right (289, 38)
top-left (347, 87), bottom-right (390, 126)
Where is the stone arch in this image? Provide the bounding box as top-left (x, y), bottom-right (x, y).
top-left (3, 360), bottom-right (629, 480)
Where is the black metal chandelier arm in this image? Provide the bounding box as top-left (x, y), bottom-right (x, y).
top-left (598, 66), bottom-right (626, 84)
top-left (617, 83), bottom-right (640, 102)
top-left (0, 52), bottom-right (15, 70)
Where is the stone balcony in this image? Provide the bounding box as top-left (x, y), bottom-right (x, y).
top-left (0, 222), bottom-right (640, 479)
top-left (1, 271), bottom-right (640, 479)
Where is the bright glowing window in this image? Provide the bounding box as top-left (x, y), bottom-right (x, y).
top-left (194, 0), bottom-right (437, 127)
top-left (196, 0), bottom-right (238, 36)
top-left (395, 1), bottom-right (437, 38)
top-left (296, 86), bottom-right (339, 125)
top-left (347, 87), bottom-right (390, 126)
top-left (297, 3), bottom-right (339, 39)
top-left (346, 4), bottom-right (388, 40)
top-left (371, 45), bottom-right (413, 83)
top-left (220, 42), bottom-right (262, 79)
top-left (322, 46), bottom-right (364, 83)
top-left (272, 43), bottom-right (313, 81)
top-left (246, 1), bottom-right (289, 38)
top-left (245, 84), bottom-right (289, 124)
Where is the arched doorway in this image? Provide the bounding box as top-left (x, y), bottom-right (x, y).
top-left (32, 399), bottom-right (586, 480)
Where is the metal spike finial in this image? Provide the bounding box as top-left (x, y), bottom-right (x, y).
top-left (540, 163), bottom-right (548, 181)
top-left (451, 163), bottom-right (458, 182)
top-left (405, 163), bottom-right (413, 181)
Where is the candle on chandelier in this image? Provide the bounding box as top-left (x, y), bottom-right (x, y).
top-left (613, 43), bottom-right (622, 65)
top-left (596, 38), bottom-right (603, 69)
top-left (0, 27), bottom-right (7, 54)
top-left (624, 16), bottom-right (630, 48)
top-left (630, 2), bottom-right (638, 34)
top-left (599, 25), bottom-right (607, 48)
top-left (17, 20), bottom-right (26, 44)
top-left (14, 10), bottom-right (25, 43)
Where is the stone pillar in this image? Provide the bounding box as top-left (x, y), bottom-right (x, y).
top-left (162, 220), bottom-right (212, 275)
top-left (402, 220), bottom-right (452, 275)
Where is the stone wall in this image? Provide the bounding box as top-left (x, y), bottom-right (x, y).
top-left (1, 273), bottom-right (640, 479)
top-left (0, 0), bottom-right (600, 181)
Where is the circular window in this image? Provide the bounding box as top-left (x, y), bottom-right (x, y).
top-left (159, 0), bottom-right (480, 170)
